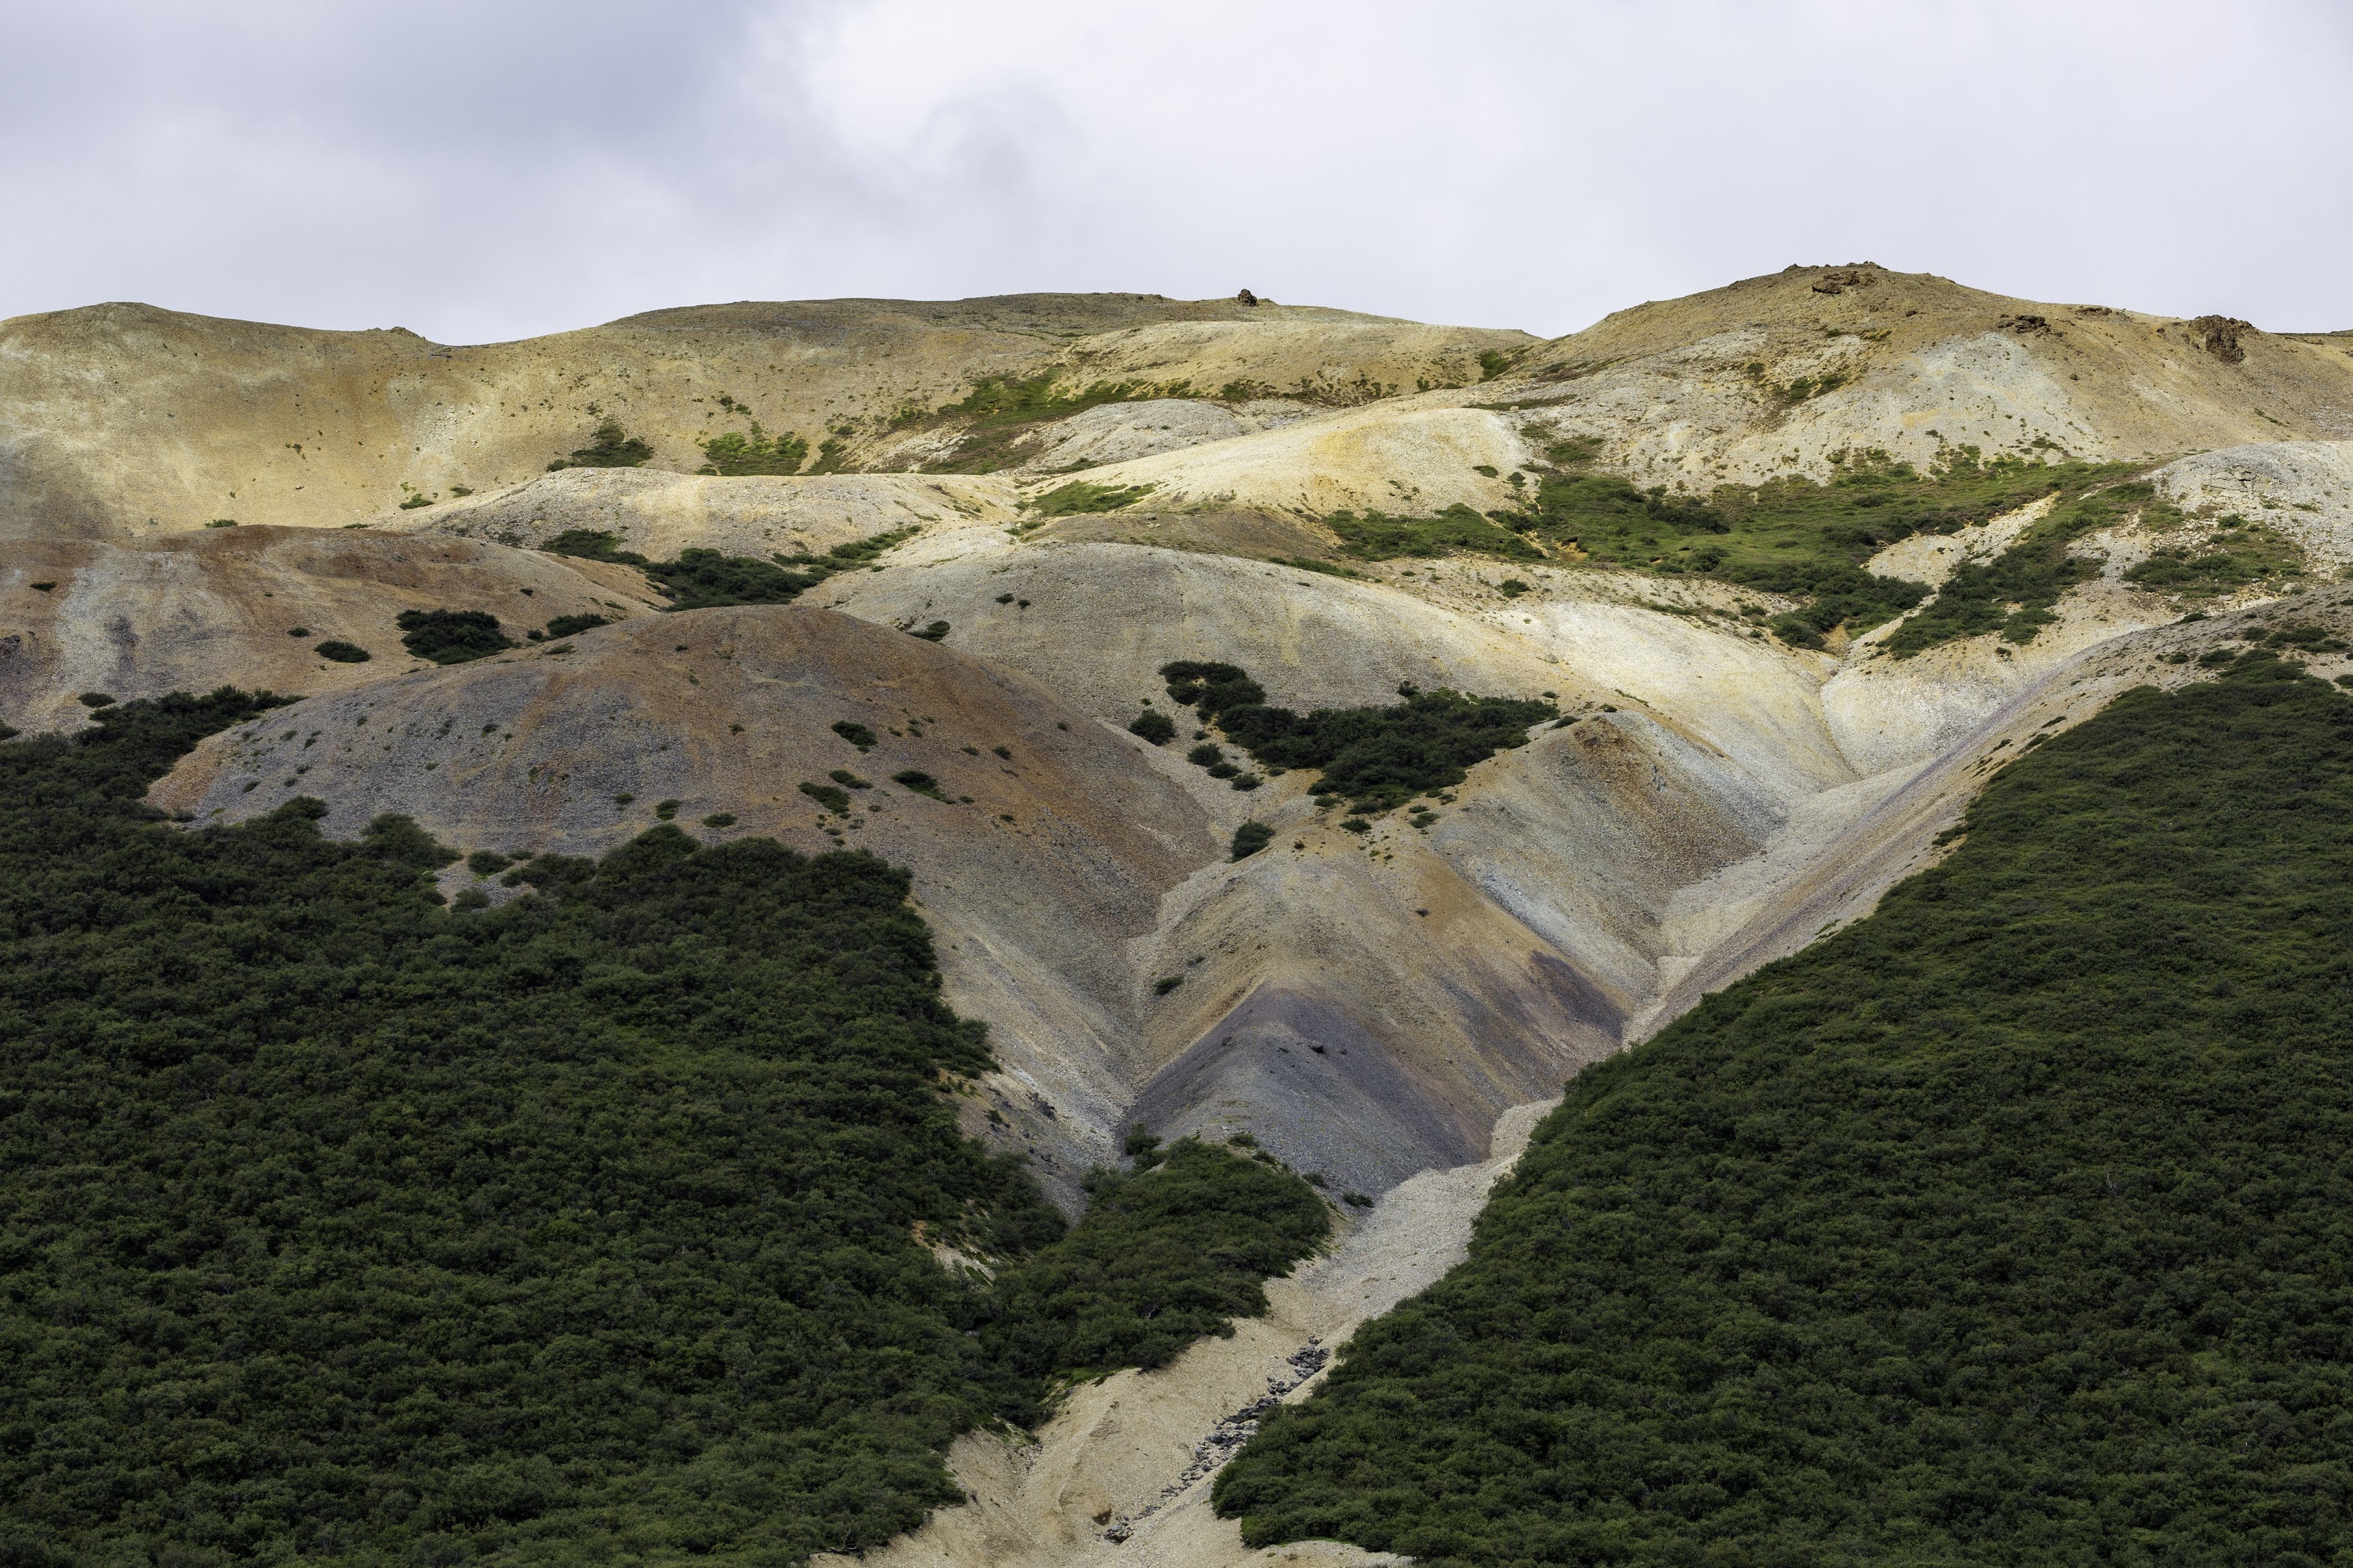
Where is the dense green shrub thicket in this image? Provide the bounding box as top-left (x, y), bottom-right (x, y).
top-left (0, 695), bottom-right (1326, 1565)
top-left (1217, 653), bottom-right (2353, 1565)
top-left (1161, 661), bottom-right (1553, 812)
top-left (396, 608), bottom-right (514, 664)
top-left (543, 528), bottom-right (914, 612)
top-left (986, 1136), bottom-right (1330, 1413)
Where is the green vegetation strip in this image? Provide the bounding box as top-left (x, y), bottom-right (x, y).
top-left (1162, 661), bottom-right (1553, 813)
top-left (0, 695), bottom-right (1326, 1565)
top-left (1217, 653), bottom-right (2353, 1565)
top-left (1337, 449), bottom-right (2182, 654)
top-left (545, 526), bottom-right (914, 612)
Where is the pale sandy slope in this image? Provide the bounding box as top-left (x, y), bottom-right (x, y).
top-left (0, 296), bottom-right (1530, 540)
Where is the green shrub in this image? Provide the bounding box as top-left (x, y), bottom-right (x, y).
top-left (833, 720), bottom-right (878, 751)
top-left (547, 420), bottom-right (652, 471)
top-left (1218, 654), bottom-right (2353, 1566)
top-left (890, 769), bottom-right (947, 800)
top-left (1029, 479), bottom-right (1156, 517)
top-left (313, 639), bottom-right (371, 663)
top-left (2123, 517), bottom-right (2303, 600)
top-left (543, 612), bottom-right (610, 638)
top-left (543, 528), bottom-right (911, 612)
top-left (922, 374), bottom-right (1162, 473)
top-left (1230, 822), bottom-right (1274, 860)
top-left (703, 812), bottom-right (737, 828)
top-left (1161, 661), bottom-right (1554, 813)
top-left (984, 1139), bottom-right (1328, 1398)
top-left (910, 621), bottom-right (951, 641)
top-left (1885, 482), bottom-right (2183, 656)
top-left (0, 693), bottom-right (1059, 1565)
top-left (1129, 710), bottom-right (1177, 744)
top-left (644, 548), bottom-right (821, 610)
top-left (798, 781), bottom-right (852, 815)
top-left (1188, 743), bottom-right (1224, 766)
top-left (542, 527), bottom-right (638, 560)
top-left (204, 517), bottom-right (237, 528)
top-left (398, 491), bottom-right (434, 509)
top-left (1465, 449), bottom-right (2147, 644)
top-left (1326, 504), bottom-right (1544, 563)
top-left (396, 608), bottom-right (514, 664)
top-left (830, 768), bottom-right (872, 789)
top-left (697, 426), bottom-right (808, 476)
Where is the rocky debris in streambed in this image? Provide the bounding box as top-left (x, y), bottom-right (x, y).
top-left (1102, 1341), bottom-right (1333, 1543)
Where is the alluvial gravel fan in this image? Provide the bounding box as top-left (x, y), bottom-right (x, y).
top-left (1214, 656), bottom-right (2353, 1565)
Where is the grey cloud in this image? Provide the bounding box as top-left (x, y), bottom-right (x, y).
top-left (0, 0), bottom-right (2346, 343)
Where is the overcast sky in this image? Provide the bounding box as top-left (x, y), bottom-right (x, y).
top-left (4, 0), bottom-right (2347, 343)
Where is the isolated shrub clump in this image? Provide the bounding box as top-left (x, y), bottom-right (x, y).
top-left (1230, 821), bottom-right (1274, 860)
top-left (547, 419), bottom-right (654, 470)
top-left (697, 425), bottom-right (809, 476)
top-left (1161, 661), bottom-right (1555, 812)
top-left (543, 527), bottom-right (916, 612)
top-left (798, 780), bottom-right (852, 815)
top-left (1218, 653), bottom-right (2353, 1566)
top-left (395, 608), bottom-right (513, 664)
top-left (312, 639), bottom-right (371, 663)
top-left (1129, 709), bottom-right (1178, 744)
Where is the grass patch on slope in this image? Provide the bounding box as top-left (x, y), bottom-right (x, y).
top-left (2124, 513), bottom-right (2308, 602)
top-left (1215, 652), bottom-right (2353, 1566)
top-left (1880, 481), bottom-right (2184, 656)
top-left (0, 693), bottom-right (1331, 1566)
top-left (1342, 449), bottom-right (2143, 649)
top-left (920, 374), bottom-right (1178, 474)
top-left (544, 527), bottom-right (915, 611)
top-left (1326, 504), bottom-right (1546, 564)
top-left (1162, 661), bottom-right (1554, 813)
